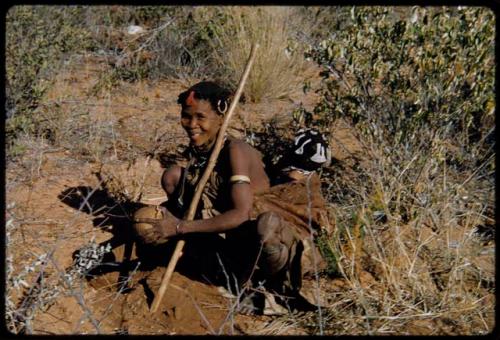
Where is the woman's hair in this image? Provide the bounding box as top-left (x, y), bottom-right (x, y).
top-left (177, 81), bottom-right (232, 115)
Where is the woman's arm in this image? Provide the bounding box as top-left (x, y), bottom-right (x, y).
top-left (137, 141), bottom-right (255, 237)
top-left (178, 141), bottom-right (253, 233)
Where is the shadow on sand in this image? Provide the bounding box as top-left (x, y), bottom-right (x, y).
top-left (57, 183), bottom-right (234, 298)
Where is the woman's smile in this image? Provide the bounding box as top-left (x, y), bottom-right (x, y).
top-left (187, 130), bottom-right (202, 143)
top-left (187, 130), bottom-right (201, 137)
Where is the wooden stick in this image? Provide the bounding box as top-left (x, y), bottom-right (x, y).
top-left (150, 43), bottom-right (259, 313)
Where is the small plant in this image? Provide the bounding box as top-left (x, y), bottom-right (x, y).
top-left (315, 231), bottom-right (340, 277)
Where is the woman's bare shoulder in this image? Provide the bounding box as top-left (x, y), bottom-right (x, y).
top-left (227, 137), bottom-right (257, 153)
top-left (228, 138), bottom-right (266, 162)
top-left (227, 137), bottom-right (269, 190)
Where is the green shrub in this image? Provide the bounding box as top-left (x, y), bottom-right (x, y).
top-left (316, 231), bottom-right (341, 277)
top-left (304, 6), bottom-right (495, 287)
top-left (307, 6), bottom-right (495, 168)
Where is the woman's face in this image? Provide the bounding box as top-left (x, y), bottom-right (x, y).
top-left (180, 99), bottom-right (223, 150)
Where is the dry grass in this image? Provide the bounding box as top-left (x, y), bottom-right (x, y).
top-left (206, 6), bottom-right (315, 102)
top-left (314, 127), bottom-right (495, 335)
top-left (7, 94), bottom-right (495, 336)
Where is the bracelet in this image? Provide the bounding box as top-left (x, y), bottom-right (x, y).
top-left (175, 219), bottom-right (183, 235)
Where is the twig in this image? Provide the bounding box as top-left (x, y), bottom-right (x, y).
top-left (96, 262), bottom-right (141, 328)
top-left (132, 155), bottom-right (152, 202)
top-left (459, 153), bottom-right (495, 189)
top-left (115, 19), bottom-right (175, 68)
top-left (8, 178), bottom-right (107, 334)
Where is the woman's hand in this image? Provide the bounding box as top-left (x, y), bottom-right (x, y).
top-left (134, 207), bottom-right (181, 243)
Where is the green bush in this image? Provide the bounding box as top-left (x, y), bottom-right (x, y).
top-left (307, 6), bottom-right (495, 168)
top-left (307, 6), bottom-right (495, 254)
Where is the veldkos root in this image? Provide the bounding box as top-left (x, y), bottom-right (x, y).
top-left (133, 205), bottom-right (166, 243)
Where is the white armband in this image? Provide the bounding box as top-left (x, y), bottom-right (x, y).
top-left (229, 175), bottom-right (251, 184)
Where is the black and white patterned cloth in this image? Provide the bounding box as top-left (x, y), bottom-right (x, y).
top-left (285, 128), bottom-right (331, 173)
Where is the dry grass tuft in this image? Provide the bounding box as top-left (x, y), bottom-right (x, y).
top-left (208, 6), bottom-right (315, 102)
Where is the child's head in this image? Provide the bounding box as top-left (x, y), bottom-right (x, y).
top-left (281, 128), bottom-right (330, 180)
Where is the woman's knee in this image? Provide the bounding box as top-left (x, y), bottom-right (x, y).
top-left (257, 212), bottom-right (297, 244)
top-left (161, 166), bottom-right (182, 195)
top-left (254, 212), bottom-right (288, 274)
top-left (256, 211), bottom-right (283, 243)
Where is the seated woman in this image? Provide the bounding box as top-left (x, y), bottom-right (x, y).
top-left (134, 81), bottom-right (331, 313)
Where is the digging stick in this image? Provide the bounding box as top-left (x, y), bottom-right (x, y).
top-left (150, 43), bottom-right (259, 313)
